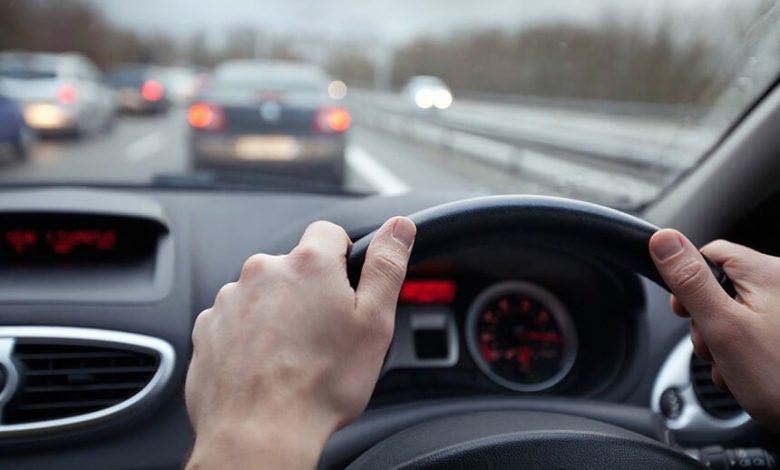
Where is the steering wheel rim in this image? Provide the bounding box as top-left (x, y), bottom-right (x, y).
top-left (347, 195), bottom-right (734, 296)
top-left (345, 411), bottom-right (702, 470)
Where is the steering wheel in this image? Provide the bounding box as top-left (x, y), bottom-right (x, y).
top-left (341, 195), bottom-right (731, 470)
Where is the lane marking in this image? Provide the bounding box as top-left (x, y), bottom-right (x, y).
top-left (123, 132), bottom-right (164, 162)
top-left (345, 145), bottom-right (411, 195)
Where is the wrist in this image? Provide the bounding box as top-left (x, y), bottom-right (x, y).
top-left (187, 419), bottom-right (332, 470)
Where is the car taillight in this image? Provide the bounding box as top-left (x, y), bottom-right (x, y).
top-left (141, 80), bottom-right (164, 102)
top-left (57, 84), bottom-right (78, 104)
top-left (187, 102), bottom-right (226, 131)
top-left (314, 107), bottom-right (351, 134)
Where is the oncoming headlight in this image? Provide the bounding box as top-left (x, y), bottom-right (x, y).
top-left (414, 89), bottom-right (434, 109)
top-left (433, 89), bottom-right (453, 109)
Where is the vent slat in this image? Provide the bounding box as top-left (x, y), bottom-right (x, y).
top-left (5, 342), bottom-right (158, 425)
top-left (15, 351), bottom-right (140, 360)
top-left (14, 399), bottom-right (124, 411)
top-left (25, 366), bottom-right (156, 376)
top-left (690, 355), bottom-right (742, 420)
top-left (24, 382), bottom-right (146, 393)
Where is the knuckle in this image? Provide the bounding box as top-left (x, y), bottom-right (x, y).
top-left (670, 259), bottom-right (710, 297)
top-left (191, 309), bottom-right (212, 346)
top-left (309, 220), bottom-right (346, 236)
top-left (240, 254), bottom-right (272, 279)
top-left (290, 245), bottom-right (323, 271)
top-left (214, 282), bottom-right (237, 305)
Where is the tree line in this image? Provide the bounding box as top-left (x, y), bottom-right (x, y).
top-left (0, 0), bottom-right (768, 105)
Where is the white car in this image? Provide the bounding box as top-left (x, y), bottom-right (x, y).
top-left (402, 75), bottom-right (453, 110)
top-left (0, 51), bottom-right (116, 137)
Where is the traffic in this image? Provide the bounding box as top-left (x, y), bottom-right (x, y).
top-left (0, 49), bottom-right (712, 208)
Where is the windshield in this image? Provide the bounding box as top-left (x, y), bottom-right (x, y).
top-left (213, 62), bottom-right (328, 94)
top-left (0, 0), bottom-right (778, 207)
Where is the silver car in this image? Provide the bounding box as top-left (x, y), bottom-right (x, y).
top-left (0, 51), bottom-right (116, 137)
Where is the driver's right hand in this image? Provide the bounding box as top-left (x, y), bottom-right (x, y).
top-left (650, 229), bottom-right (780, 431)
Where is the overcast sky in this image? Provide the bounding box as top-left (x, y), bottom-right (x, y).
top-left (87, 0), bottom-right (759, 46)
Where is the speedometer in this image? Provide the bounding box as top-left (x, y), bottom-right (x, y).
top-left (465, 281), bottom-right (577, 392)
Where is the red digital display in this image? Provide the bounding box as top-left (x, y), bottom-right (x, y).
top-left (0, 214), bottom-right (162, 266)
top-left (399, 280), bottom-right (456, 304)
top-left (6, 229), bottom-right (118, 255)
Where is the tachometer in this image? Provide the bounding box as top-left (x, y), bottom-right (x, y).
top-left (465, 281), bottom-right (577, 392)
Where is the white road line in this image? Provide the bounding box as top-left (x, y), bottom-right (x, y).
top-left (123, 132), bottom-right (165, 162)
top-left (345, 145), bottom-right (411, 195)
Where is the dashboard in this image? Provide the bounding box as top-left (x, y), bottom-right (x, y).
top-left (0, 187), bottom-right (772, 469)
top-left (373, 246), bottom-right (644, 404)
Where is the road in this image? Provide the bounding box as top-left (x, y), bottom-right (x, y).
top-left (0, 100), bottom-right (688, 207)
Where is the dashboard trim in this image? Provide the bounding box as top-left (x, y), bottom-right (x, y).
top-left (383, 307), bottom-right (460, 372)
top-left (0, 327), bottom-right (176, 437)
top-left (0, 339), bottom-right (19, 412)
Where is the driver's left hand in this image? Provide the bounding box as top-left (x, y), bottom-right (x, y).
top-left (185, 217), bottom-right (415, 470)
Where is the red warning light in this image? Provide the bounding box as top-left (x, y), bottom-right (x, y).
top-left (399, 280), bottom-right (456, 304)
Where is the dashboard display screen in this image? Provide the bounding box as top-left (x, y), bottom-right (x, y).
top-left (0, 213), bottom-right (164, 265)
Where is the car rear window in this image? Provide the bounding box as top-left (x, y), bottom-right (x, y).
top-left (108, 69), bottom-right (147, 86)
top-left (0, 68), bottom-right (56, 80)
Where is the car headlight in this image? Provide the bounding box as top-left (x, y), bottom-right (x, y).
top-left (414, 89), bottom-right (434, 109)
top-left (434, 89), bottom-right (453, 110)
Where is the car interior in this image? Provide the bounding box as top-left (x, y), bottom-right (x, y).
top-left (1, 1), bottom-right (780, 469)
top-left (0, 73), bottom-right (777, 468)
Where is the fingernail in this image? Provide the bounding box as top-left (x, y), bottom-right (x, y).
top-left (652, 230), bottom-right (684, 260)
top-left (391, 218), bottom-right (416, 249)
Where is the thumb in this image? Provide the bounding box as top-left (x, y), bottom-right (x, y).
top-left (355, 217), bottom-right (416, 315)
top-left (649, 229), bottom-right (736, 332)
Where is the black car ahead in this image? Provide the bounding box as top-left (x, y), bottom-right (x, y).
top-left (187, 60), bottom-right (350, 186)
top-left (107, 64), bottom-right (170, 114)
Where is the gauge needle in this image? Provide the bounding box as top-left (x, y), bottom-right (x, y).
top-left (516, 331), bottom-right (563, 344)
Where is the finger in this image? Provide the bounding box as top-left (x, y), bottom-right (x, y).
top-left (711, 365), bottom-right (730, 392)
top-left (690, 320), bottom-right (713, 361)
top-left (670, 295), bottom-right (689, 318)
top-left (649, 229), bottom-right (738, 336)
top-left (356, 217), bottom-right (416, 314)
top-left (702, 239), bottom-right (776, 292)
top-left (701, 239), bottom-right (765, 268)
top-left (294, 220), bottom-right (352, 260)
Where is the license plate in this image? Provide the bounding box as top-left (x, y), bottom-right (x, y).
top-left (234, 135), bottom-right (299, 161)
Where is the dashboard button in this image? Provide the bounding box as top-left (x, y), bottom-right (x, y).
top-left (660, 387), bottom-right (684, 419)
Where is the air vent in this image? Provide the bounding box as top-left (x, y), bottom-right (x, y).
top-left (0, 327), bottom-right (175, 436)
top-left (690, 354), bottom-right (742, 419)
top-left (5, 343), bottom-right (158, 424)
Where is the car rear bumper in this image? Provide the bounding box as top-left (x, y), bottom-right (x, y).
top-left (191, 132), bottom-right (346, 183)
top-left (191, 132), bottom-right (345, 163)
top-left (115, 89), bottom-right (167, 113)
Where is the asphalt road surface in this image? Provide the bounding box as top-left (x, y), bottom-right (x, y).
top-left (0, 105), bottom-right (677, 207)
